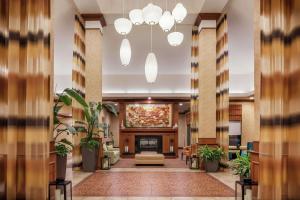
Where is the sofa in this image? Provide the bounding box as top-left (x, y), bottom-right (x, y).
top-left (103, 144), bottom-right (120, 165)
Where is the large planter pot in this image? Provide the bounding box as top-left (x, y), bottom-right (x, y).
top-left (82, 146), bottom-right (98, 172)
top-left (240, 175), bottom-right (252, 183)
top-left (205, 160), bottom-right (219, 172)
top-left (56, 155), bottom-right (67, 181)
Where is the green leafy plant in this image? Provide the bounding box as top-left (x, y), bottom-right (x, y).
top-left (231, 153), bottom-right (250, 178)
top-left (53, 89), bottom-right (77, 156)
top-left (64, 89), bottom-right (118, 151)
top-left (219, 161), bottom-right (229, 169)
top-left (198, 145), bottom-right (225, 161)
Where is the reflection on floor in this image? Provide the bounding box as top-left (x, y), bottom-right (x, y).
top-left (72, 158), bottom-right (239, 200)
top-left (112, 158), bottom-right (187, 168)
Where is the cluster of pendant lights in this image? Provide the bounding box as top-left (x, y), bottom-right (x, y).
top-left (115, 0), bottom-right (187, 83)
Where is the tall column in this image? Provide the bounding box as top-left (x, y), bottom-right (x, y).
top-left (85, 25), bottom-right (103, 103)
top-left (72, 13), bottom-right (86, 168)
top-left (0, 0), bottom-right (51, 199)
top-left (216, 15), bottom-right (229, 153)
top-left (190, 27), bottom-right (199, 144)
top-left (198, 21), bottom-right (217, 139)
top-left (259, 0), bottom-right (300, 199)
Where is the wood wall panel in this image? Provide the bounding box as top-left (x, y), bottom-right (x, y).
top-left (229, 104), bottom-right (242, 121)
top-left (163, 135), bottom-right (170, 153)
top-left (249, 141), bottom-right (259, 198)
top-left (198, 138), bottom-right (217, 145)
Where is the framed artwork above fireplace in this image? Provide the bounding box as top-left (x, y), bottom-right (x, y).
top-left (125, 104), bottom-right (172, 128)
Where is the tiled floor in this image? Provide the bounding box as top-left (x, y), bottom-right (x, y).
top-left (72, 158), bottom-right (239, 200)
top-left (73, 196), bottom-right (235, 200)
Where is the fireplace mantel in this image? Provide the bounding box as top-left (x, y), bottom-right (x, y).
top-left (118, 101), bottom-right (179, 158)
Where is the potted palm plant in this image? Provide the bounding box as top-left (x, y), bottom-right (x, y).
top-left (64, 89), bottom-right (117, 172)
top-left (53, 89), bottom-right (77, 181)
top-left (198, 145), bottom-right (225, 172)
top-left (231, 153), bottom-right (251, 183)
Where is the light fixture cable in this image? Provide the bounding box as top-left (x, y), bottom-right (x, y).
top-left (122, 0), bottom-right (125, 18)
top-left (165, 0), bottom-right (168, 10)
top-left (150, 25), bottom-right (153, 52)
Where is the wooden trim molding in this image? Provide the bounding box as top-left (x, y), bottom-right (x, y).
top-left (81, 13), bottom-right (107, 27)
top-left (194, 13), bottom-right (221, 27)
top-left (198, 138), bottom-right (217, 145)
top-left (229, 95), bottom-right (254, 102)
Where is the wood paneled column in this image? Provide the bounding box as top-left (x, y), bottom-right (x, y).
top-left (85, 27), bottom-right (103, 103)
top-left (198, 22), bottom-right (217, 139)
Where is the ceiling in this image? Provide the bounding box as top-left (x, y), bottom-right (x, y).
top-left (75, 0), bottom-right (229, 25)
top-left (72, 0), bottom-right (257, 98)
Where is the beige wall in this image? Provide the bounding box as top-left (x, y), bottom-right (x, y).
top-left (85, 29), bottom-right (102, 102)
top-left (231, 102), bottom-right (256, 145)
top-left (198, 28), bottom-right (217, 139)
top-left (241, 102), bottom-right (256, 145)
top-left (178, 114), bottom-right (187, 148)
top-left (254, 0), bottom-right (261, 142)
top-left (53, 0), bottom-right (77, 92)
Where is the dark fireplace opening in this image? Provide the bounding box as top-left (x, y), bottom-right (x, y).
top-left (135, 135), bottom-right (162, 153)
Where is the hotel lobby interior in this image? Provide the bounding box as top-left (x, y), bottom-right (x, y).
top-left (0, 0), bottom-right (300, 199)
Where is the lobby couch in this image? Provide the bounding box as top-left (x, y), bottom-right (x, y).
top-left (103, 144), bottom-right (120, 165)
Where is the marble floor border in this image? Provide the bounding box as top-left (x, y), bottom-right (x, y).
top-left (109, 168), bottom-right (202, 173)
top-left (73, 197), bottom-right (235, 200)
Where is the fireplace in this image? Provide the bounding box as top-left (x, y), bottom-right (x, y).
top-left (135, 135), bottom-right (162, 153)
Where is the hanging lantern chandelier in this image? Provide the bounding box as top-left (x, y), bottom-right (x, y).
top-left (159, 11), bottom-right (174, 32)
top-left (142, 3), bottom-right (163, 25)
top-left (113, 0), bottom-right (187, 80)
top-left (114, 18), bottom-right (132, 35)
top-left (120, 38), bottom-right (131, 66)
top-left (145, 52), bottom-right (158, 83)
top-left (172, 3), bottom-right (187, 23)
top-left (167, 31), bottom-right (184, 46)
top-left (159, 0), bottom-right (174, 32)
top-left (129, 9), bottom-right (144, 25)
top-left (114, 0), bottom-right (132, 35)
top-left (145, 26), bottom-right (158, 83)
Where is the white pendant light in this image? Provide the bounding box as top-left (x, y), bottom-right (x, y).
top-left (114, 18), bottom-right (132, 35)
top-left (145, 52), bottom-right (158, 83)
top-left (145, 26), bottom-right (158, 83)
top-left (120, 38), bottom-right (131, 66)
top-left (114, 0), bottom-right (132, 35)
top-left (172, 3), bottom-right (187, 23)
top-left (143, 3), bottom-right (163, 25)
top-left (167, 31), bottom-right (184, 46)
top-left (129, 9), bottom-right (144, 25)
top-left (159, 11), bottom-right (174, 32)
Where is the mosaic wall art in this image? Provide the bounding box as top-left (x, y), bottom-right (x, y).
top-left (126, 104), bottom-right (172, 128)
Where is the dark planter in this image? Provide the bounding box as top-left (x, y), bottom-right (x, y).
top-left (205, 160), bottom-right (219, 172)
top-left (240, 175), bottom-right (252, 183)
top-left (56, 155), bottom-right (67, 182)
top-left (82, 146), bottom-right (98, 172)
